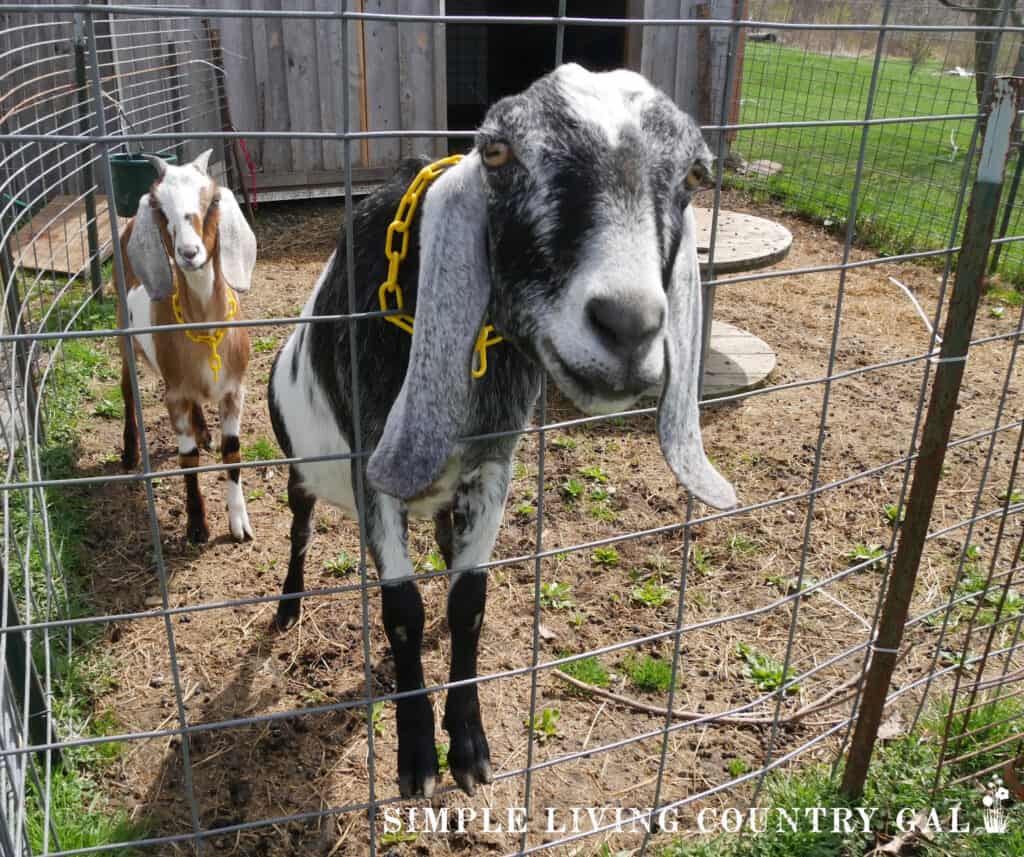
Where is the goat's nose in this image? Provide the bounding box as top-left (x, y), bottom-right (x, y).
top-left (586, 295), bottom-right (664, 355)
top-left (180, 245), bottom-right (200, 261)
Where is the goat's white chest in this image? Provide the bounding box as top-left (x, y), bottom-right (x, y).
top-left (126, 287), bottom-right (159, 369)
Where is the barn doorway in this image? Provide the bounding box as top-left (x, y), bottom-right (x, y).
top-left (446, 1), bottom-right (632, 142)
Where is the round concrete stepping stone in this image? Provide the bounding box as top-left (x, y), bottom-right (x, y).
top-left (693, 208), bottom-right (793, 274)
top-left (703, 320), bottom-right (776, 398)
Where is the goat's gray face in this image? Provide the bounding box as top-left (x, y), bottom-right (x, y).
top-left (479, 65), bottom-right (711, 415)
top-left (368, 65), bottom-right (737, 512)
top-left (146, 149), bottom-right (216, 272)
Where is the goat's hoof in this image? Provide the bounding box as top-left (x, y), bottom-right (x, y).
top-left (229, 508), bottom-right (254, 542)
top-left (186, 520), bottom-right (210, 544)
top-left (447, 722), bottom-right (492, 797)
top-left (397, 731), bottom-right (439, 799)
top-left (121, 449), bottom-right (138, 470)
top-left (274, 602), bottom-right (300, 632)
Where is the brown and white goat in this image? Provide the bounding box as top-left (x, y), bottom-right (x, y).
top-left (119, 149), bottom-right (257, 543)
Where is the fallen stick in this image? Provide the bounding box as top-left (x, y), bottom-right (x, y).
top-left (551, 668), bottom-right (862, 728)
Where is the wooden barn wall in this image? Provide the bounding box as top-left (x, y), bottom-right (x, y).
top-left (0, 1), bottom-right (226, 245)
top-left (0, 6), bottom-right (81, 227)
top-left (1, 1), bottom-right (738, 207)
top-left (642, 0), bottom-right (742, 144)
top-left (209, 0), bottom-right (447, 194)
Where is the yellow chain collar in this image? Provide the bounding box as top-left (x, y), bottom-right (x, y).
top-left (377, 154), bottom-right (503, 379)
top-left (172, 283), bottom-right (238, 383)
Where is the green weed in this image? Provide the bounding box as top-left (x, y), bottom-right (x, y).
top-left (631, 579), bottom-right (673, 608)
top-left (525, 707), bottom-right (560, 743)
top-left (591, 546), bottom-right (620, 567)
top-left (540, 581), bottom-right (574, 610)
top-left (736, 642), bottom-right (798, 694)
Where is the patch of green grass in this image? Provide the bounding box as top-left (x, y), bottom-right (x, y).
top-left (988, 285), bottom-right (1024, 306)
top-left (728, 534), bottom-right (760, 556)
top-left (26, 767), bottom-right (143, 856)
top-left (623, 653), bottom-right (673, 693)
top-left (736, 642), bottom-right (798, 694)
top-left (514, 501), bottom-right (536, 519)
top-left (591, 546), bottom-right (620, 567)
top-left (551, 434), bottom-right (578, 451)
top-left (524, 707), bottom-right (560, 743)
top-left (252, 335), bottom-right (278, 354)
top-left (323, 551), bottom-right (356, 576)
top-left (559, 655), bottom-right (610, 689)
top-left (631, 579), bottom-right (673, 608)
top-left (436, 743), bottom-right (449, 774)
top-left (732, 42), bottom-right (1024, 287)
top-left (580, 465), bottom-right (609, 483)
top-left (380, 828), bottom-right (418, 846)
top-left (662, 694), bottom-right (1024, 856)
top-left (846, 542), bottom-right (886, 570)
top-left (11, 285), bottom-right (147, 852)
top-left (998, 488), bottom-right (1023, 504)
top-left (726, 758), bottom-right (750, 778)
top-left (690, 545), bottom-right (712, 575)
top-left (588, 503), bottom-right (617, 522)
top-left (92, 388), bottom-right (124, 420)
top-left (242, 437), bottom-right (280, 462)
top-left (540, 581), bottom-right (574, 610)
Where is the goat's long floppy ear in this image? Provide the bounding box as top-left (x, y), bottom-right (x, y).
top-left (214, 189), bottom-right (256, 294)
top-left (657, 204), bottom-right (738, 510)
top-left (367, 153), bottom-right (489, 499)
top-left (125, 195), bottom-right (174, 301)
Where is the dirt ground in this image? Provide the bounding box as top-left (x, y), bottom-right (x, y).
top-left (76, 189), bottom-right (1022, 856)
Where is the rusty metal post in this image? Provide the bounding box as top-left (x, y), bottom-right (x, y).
top-left (840, 76), bottom-right (1024, 800)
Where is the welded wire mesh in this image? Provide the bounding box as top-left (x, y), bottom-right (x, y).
top-left (0, 2), bottom-right (1022, 856)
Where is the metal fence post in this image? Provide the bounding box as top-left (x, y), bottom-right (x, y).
top-left (72, 13), bottom-right (103, 299)
top-left (840, 75), bottom-right (1024, 801)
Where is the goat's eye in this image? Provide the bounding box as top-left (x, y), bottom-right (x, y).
top-left (684, 163), bottom-right (711, 192)
top-left (482, 141), bottom-right (511, 168)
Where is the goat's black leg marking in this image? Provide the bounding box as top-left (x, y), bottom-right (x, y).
top-left (120, 359), bottom-right (138, 470)
top-left (381, 579), bottom-right (437, 798)
top-left (181, 447), bottom-right (209, 544)
top-left (443, 570), bottom-right (490, 795)
top-left (276, 467), bottom-right (314, 630)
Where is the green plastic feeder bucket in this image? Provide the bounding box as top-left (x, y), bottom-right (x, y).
top-left (109, 153), bottom-right (178, 217)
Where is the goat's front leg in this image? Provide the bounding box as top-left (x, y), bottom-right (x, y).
top-left (120, 354), bottom-right (139, 470)
top-left (168, 394), bottom-right (209, 543)
top-left (219, 388), bottom-right (253, 542)
top-left (443, 460), bottom-right (510, 795)
top-left (371, 494), bottom-right (438, 798)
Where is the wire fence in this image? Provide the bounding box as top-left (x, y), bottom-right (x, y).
top-left (1, 1), bottom-right (1023, 856)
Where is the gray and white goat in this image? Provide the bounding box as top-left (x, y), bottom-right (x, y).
top-left (268, 65), bottom-right (737, 798)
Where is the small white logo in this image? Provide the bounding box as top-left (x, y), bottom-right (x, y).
top-left (982, 778), bottom-right (1010, 834)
